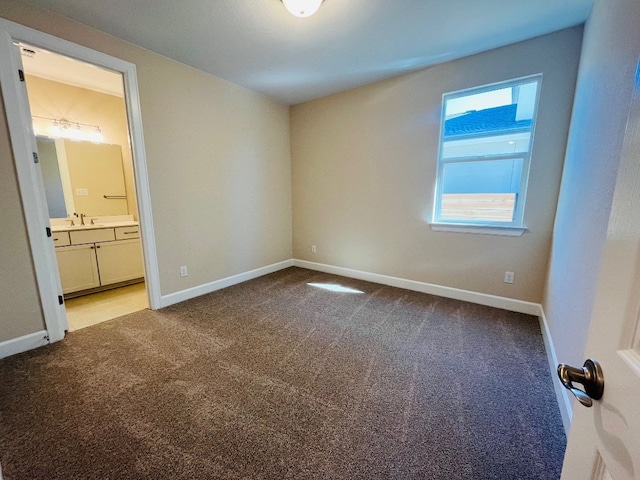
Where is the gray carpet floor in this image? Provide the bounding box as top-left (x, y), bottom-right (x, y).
top-left (0, 267), bottom-right (565, 479)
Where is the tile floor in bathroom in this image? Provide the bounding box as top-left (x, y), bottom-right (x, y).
top-left (65, 282), bottom-right (148, 332)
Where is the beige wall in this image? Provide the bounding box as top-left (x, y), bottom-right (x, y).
top-left (0, 1), bottom-right (292, 342)
top-left (543, 0), bottom-right (640, 369)
top-left (291, 27), bottom-right (583, 303)
top-left (25, 75), bottom-right (138, 217)
top-left (138, 56), bottom-right (292, 293)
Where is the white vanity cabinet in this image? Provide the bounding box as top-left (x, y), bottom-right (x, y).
top-left (56, 244), bottom-right (101, 293)
top-left (95, 239), bottom-right (144, 285)
top-left (54, 224), bottom-right (144, 295)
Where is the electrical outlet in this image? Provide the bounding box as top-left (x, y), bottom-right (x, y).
top-left (504, 271), bottom-right (515, 284)
top-left (180, 266), bottom-right (188, 277)
top-left (311, 244), bottom-right (317, 254)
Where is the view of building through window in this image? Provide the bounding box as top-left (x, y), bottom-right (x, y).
top-left (434, 76), bottom-right (541, 226)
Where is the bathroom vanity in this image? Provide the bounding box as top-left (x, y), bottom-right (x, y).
top-left (51, 217), bottom-right (144, 297)
top-left (38, 136), bottom-right (144, 298)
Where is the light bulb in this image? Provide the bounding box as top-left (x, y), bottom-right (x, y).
top-left (282, 0), bottom-right (324, 18)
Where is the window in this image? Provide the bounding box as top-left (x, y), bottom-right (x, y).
top-left (432, 75), bottom-right (542, 233)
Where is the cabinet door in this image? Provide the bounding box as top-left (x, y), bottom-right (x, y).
top-left (55, 244), bottom-right (100, 294)
top-left (95, 239), bottom-right (144, 285)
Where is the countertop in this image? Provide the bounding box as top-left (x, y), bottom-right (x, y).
top-left (51, 221), bottom-right (139, 233)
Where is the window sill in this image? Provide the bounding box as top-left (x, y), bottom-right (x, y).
top-left (429, 222), bottom-right (527, 237)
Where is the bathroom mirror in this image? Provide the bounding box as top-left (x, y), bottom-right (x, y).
top-left (37, 136), bottom-right (128, 218)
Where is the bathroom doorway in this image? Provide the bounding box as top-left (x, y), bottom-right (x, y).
top-left (0, 18), bottom-right (160, 343)
top-left (21, 44), bottom-right (148, 331)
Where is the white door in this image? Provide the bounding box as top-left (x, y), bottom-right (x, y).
top-left (0, 37), bottom-right (68, 340)
top-left (560, 66), bottom-right (640, 479)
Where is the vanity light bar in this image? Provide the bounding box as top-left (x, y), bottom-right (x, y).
top-left (32, 115), bottom-right (104, 143)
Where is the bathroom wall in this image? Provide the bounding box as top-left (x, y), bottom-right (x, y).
top-left (25, 75), bottom-right (138, 218)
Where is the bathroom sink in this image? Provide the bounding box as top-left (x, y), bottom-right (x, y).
top-left (50, 218), bottom-right (138, 232)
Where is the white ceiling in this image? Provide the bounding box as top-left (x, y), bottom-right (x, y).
top-left (20, 44), bottom-right (124, 97)
top-left (23, 0), bottom-right (593, 105)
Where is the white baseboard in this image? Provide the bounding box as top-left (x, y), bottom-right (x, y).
top-left (538, 306), bottom-right (573, 434)
top-left (293, 259), bottom-right (541, 315)
top-left (159, 259), bottom-right (294, 308)
top-left (0, 330), bottom-right (48, 360)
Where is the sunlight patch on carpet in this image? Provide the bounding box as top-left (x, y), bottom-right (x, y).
top-left (307, 283), bottom-right (364, 294)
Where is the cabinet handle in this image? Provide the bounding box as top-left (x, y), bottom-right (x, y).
top-left (123, 231), bottom-right (138, 235)
top-left (90, 246), bottom-right (95, 249)
top-left (96, 245), bottom-right (101, 248)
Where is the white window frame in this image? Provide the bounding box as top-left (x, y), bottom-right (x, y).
top-left (431, 74), bottom-right (543, 236)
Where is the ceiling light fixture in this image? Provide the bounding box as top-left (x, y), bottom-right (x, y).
top-left (281, 0), bottom-right (324, 18)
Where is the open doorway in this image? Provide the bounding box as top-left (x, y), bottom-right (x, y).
top-left (21, 43), bottom-right (148, 331)
top-left (0, 18), bottom-right (160, 344)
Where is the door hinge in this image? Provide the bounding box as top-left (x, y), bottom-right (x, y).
top-left (58, 295), bottom-right (64, 305)
top-left (33, 152), bottom-right (39, 163)
top-left (46, 227), bottom-right (52, 237)
top-left (18, 69), bottom-right (24, 82)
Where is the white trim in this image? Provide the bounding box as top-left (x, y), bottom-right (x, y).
top-left (0, 330), bottom-right (48, 360)
top-left (293, 259), bottom-right (540, 315)
top-left (538, 306), bottom-right (573, 434)
top-left (0, 19), bottom-right (161, 343)
top-left (159, 260), bottom-right (294, 308)
top-left (429, 222), bottom-right (526, 237)
top-left (618, 349), bottom-right (640, 379)
top-left (123, 57), bottom-right (161, 311)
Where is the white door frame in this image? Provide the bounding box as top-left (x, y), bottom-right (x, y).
top-left (0, 18), bottom-right (161, 343)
